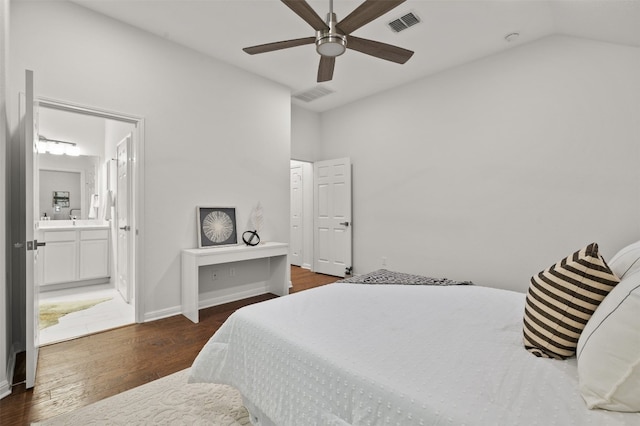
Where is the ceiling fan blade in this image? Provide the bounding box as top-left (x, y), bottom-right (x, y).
top-left (282, 0), bottom-right (329, 31)
top-left (347, 36), bottom-right (413, 64)
top-left (337, 0), bottom-right (406, 35)
top-left (317, 56), bottom-right (335, 82)
top-left (243, 37), bottom-right (316, 55)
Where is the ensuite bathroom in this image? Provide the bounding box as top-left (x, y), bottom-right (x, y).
top-left (36, 104), bottom-right (136, 345)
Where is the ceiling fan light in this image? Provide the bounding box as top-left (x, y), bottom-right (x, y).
top-left (316, 35), bottom-right (347, 57)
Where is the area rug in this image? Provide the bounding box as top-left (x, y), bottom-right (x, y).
top-left (39, 298), bottom-right (112, 330)
top-left (35, 368), bottom-right (250, 425)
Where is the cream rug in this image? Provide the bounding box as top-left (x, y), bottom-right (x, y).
top-left (39, 298), bottom-right (112, 330)
top-left (36, 369), bottom-right (250, 425)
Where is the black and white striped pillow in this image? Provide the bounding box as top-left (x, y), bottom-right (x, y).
top-left (523, 243), bottom-right (619, 359)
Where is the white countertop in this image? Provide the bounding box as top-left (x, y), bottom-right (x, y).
top-left (38, 220), bottom-right (110, 231)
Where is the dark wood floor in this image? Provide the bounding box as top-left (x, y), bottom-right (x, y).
top-left (0, 266), bottom-right (339, 425)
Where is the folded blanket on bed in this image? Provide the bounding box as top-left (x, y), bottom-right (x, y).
top-left (336, 268), bottom-right (473, 286)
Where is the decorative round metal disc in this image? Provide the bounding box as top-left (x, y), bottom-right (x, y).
top-left (242, 230), bottom-right (260, 246)
top-left (203, 211), bottom-right (234, 243)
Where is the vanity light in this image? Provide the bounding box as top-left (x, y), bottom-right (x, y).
top-left (37, 140), bottom-right (49, 154)
top-left (47, 142), bottom-right (66, 155)
top-left (38, 135), bottom-right (80, 156)
top-left (65, 145), bottom-right (80, 156)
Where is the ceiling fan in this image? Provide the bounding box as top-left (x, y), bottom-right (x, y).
top-left (243, 0), bottom-right (414, 82)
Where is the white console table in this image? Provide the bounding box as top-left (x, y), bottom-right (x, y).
top-left (181, 242), bottom-right (289, 323)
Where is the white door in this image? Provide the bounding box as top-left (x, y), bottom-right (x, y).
top-left (290, 163), bottom-right (303, 266)
top-left (313, 158), bottom-right (352, 277)
top-left (23, 70), bottom-right (40, 388)
top-left (116, 134), bottom-right (133, 303)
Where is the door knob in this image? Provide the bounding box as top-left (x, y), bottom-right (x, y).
top-left (119, 226), bottom-right (131, 231)
top-left (339, 221), bottom-right (350, 227)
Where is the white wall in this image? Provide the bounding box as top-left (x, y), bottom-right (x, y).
top-left (319, 35), bottom-right (640, 292)
top-left (291, 105), bottom-right (321, 162)
top-left (9, 1), bottom-right (291, 321)
top-left (0, 0), bottom-right (10, 401)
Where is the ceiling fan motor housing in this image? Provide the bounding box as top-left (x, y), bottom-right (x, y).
top-left (316, 12), bottom-right (347, 57)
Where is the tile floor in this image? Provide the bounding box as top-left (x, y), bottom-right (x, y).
top-left (39, 284), bottom-right (135, 346)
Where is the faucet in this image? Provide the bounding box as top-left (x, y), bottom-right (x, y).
top-left (70, 215), bottom-right (77, 225)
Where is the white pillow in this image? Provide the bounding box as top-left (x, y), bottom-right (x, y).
top-left (576, 269), bottom-right (640, 412)
top-left (608, 240), bottom-right (640, 279)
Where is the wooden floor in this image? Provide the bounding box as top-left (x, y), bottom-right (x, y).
top-left (0, 266), bottom-right (339, 425)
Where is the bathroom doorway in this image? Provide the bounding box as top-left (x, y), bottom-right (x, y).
top-left (36, 99), bottom-right (143, 345)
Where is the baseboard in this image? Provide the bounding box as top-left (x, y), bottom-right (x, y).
top-left (7, 345), bottom-right (16, 385)
top-left (0, 379), bottom-right (10, 399)
top-left (13, 342), bottom-right (25, 355)
top-left (144, 282), bottom-right (274, 323)
top-left (199, 282), bottom-right (270, 310)
top-left (302, 263), bottom-right (312, 270)
top-left (40, 277), bottom-right (111, 293)
top-left (1, 343), bottom-right (19, 400)
top-left (143, 305), bottom-right (182, 323)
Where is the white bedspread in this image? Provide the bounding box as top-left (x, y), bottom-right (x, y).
top-left (189, 283), bottom-right (640, 426)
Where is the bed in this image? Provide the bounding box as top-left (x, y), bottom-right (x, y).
top-left (189, 253), bottom-right (640, 426)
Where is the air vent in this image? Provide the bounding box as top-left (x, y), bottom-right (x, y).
top-left (292, 86), bottom-right (334, 103)
top-left (388, 12), bottom-right (421, 33)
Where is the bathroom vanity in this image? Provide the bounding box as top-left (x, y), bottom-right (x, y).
top-left (38, 220), bottom-right (111, 289)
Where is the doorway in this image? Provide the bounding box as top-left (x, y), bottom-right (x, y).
top-left (290, 158), bottom-right (352, 277)
top-left (290, 160), bottom-right (314, 270)
top-left (35, 99), bottom-right (143, 345)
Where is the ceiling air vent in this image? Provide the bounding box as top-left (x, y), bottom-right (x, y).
top-left (292, 85), bottom-right (334, 103)
top-left (388, 12), bottom-right (421, 33)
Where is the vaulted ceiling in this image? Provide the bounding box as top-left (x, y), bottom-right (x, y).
top-left (72, 0), bottom-right (640, 112)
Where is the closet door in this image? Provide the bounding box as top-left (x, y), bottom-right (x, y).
top-left (313, 158), bottom-right (352, 277)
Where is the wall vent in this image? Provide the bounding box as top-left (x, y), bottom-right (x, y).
top-left (292, 85), bottom-right (334, 103)
top-left (388, 12), bottom-right (421, 33)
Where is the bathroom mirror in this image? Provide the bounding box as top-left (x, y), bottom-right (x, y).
top-left (39, 153), bottom-right (101, 220)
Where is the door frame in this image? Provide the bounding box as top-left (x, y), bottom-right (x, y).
top-left (36, 97), bottom-right (146, 323)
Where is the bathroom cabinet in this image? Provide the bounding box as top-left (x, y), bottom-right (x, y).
top-left (40, 226), bottom-right (110, 288)
top-left (79, 230), bottom-right (110, 279)
top-left (42, 230), bottom-right (77, 284)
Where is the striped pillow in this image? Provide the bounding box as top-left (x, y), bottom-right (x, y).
top-left (523, 243), bottom-right (619, 359)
